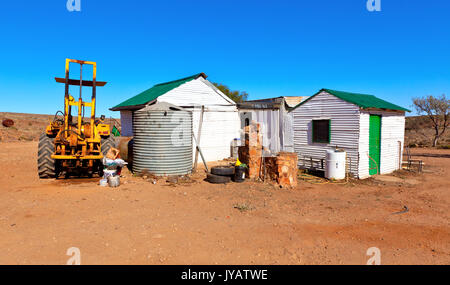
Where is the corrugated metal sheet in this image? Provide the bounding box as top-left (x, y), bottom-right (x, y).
top-left (359, 110), bottom-right (405, 177)
top-left (160, 79), bottom-right (241, 162)
top-left (120, 110), bottom-right (133, 137)
top-left (121, 78), bottom-right (241, 163)
top-left (296, 89), bottom-right (411, 112)
top-left (158, 78), bottom-right (235, 107)
top-left (283, 113), bottom-right (294, 152)
top-left (132, 104), bottom-right (193, 175)
top-left (247, 109), bottom-right (281, 153)
top-left (237, 97), bottom-right (284, 110)
top-left (291, 91), bottom-right (361, 177)
top-left (380, 113), bottom-right (405, 174)
top-left (358, 112), bottom-right (370, 178)
top-left (191, 107), bottom-right (240, 162)
top-left (292, 90), bottom-right (407, 179)
top-left (238, 98), bottom-right (294, 154)
top-left (111, 73), bottom-right (206, 110)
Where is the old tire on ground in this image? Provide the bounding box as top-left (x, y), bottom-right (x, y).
top-left (37, 134), bottom-right (56, 179)
top-left (211, 166), bottom-right (235, 176)
top-left (101, 136), bottom-right (117, 157)
top-left (206, 173), bottom-right (231, 184)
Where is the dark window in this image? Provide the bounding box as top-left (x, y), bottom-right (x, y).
top-left (312, 120), bottom-right (330, 143)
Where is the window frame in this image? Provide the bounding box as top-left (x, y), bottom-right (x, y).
top-left (312, 119), bottom-right (331, 144)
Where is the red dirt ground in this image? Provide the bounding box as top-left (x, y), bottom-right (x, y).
top-left (0, 142), bottom-right (448, 265)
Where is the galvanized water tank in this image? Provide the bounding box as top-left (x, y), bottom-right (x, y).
top-left (132, 102), bottom-right (193, 176)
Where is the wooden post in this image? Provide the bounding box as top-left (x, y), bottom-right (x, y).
top-left (193, 105), bottom-right (205, 171)
top-left (193, 131), bottom-right (208, 173)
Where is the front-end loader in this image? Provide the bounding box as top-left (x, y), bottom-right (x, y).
top-left (38, 58), bottom-right (116, 178)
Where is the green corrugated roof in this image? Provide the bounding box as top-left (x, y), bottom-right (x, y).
top-left (293, 88), bottom-right (410, 112)
top-left (111, 73), bottom-right (206, 110)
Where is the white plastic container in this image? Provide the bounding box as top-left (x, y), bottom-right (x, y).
top-left (99, 179), bottom-right (108, 187)
top-left (325, 149), bottom-right (346, 180)
top-left (108, 176), bottom-right (120, 187)
top-left (231, 138), bottom-right (241, 159)
top-left (103, 169), bottom-right (117, 179)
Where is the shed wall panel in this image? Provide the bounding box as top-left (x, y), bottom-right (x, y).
top-left (238, 103), bottom-right (294, 154)
top-left (292, 91), bottom-right (361, 177)
top-left (158, 78), bottom-right (234, 107)
top-left (120, 78), bottom-right (241, 163)
top-left (120, 110), bottom-right (133, 137)
top-left (158, 78), bottom-right (241, 162)
top-left (359, 110), bottom-right (405, 176)
top-left (191, 109), bottom-right (241, 162)
top-left (380, 114), bottom-right (405, 174)
top-left (359, 111), bottom-right (405, 178)
top-left (241, 109), bottom-right (281, 153)
top-left (358, 112), bottom-right (370, 178)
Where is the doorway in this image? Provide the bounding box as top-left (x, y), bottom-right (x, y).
top-left (369, 115), bottom-right (381, 175)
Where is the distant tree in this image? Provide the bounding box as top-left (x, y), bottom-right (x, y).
top-left (212, 82), bottom-right (248, 103)
top-left (412, 94), bottom-right (450, 147)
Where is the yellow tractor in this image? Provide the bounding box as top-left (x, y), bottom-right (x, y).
top-left (38, 58), bottom-right (116, 178)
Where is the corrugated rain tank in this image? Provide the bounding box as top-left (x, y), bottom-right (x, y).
top-left (132, 102), bottom-right (193, 175)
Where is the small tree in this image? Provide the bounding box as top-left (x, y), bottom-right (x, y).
top-left (212, 82), bottom-right (248, 103)
top-left (412, 95), bottom-right (449, 147)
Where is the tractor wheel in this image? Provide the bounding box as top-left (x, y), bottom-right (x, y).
top-left (37, 134), bottom-right (56, 179)
top-left (101, 136), bottom-right (117, 157)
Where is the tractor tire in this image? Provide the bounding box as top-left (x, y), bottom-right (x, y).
top-left (211, 166), bottom-right (235, 176)
top-left (37, 134), bottom-right (56, 179)
top-left (101, 136), bottom-right (117, 157)
top-left (206, 173), bottom-right (231, 184)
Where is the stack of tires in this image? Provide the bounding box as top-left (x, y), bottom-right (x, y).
top-left (206, 166), bottom-right (235, 184)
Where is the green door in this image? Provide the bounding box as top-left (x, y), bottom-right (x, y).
top-left (369, 115), bottom-right (381, 175)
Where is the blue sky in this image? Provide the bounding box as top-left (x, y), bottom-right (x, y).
top-left (0, 0), bottom-right (449, 117)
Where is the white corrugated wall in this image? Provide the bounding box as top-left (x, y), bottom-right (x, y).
top-left (190, 106), bottom-right (240, 162)
top-left (292, 91), bottom-right (407, 179)
top-left (282, 112), bottom-right (294, 152)
top-left (158, 78), bottom-right (241, 162)
top-left (119, 77), bottom-right (240, 162)
top-left (239, 109), bottom-right (281, 153)
top-left (238, 103), bottom-right (294, 154)
top-left (359, 110), bottom-right (405, 177)
top-left (120, 110), bottom-right (133, 137)
top-left (380, 112), bottom-right (405, 174)
top-left (158, 77), bottom-right (234, 107)
top-left (291, 91), bottom-right (361, 177)
top-left (358, 112), bottom-right (370, 178)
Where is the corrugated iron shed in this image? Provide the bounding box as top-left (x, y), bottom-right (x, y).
top-left (110, 73), bottom-right (207, 111)
top-left (292, 88), bottom-right (411, 112)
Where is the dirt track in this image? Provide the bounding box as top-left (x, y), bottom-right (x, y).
top-left (0, 142), bottom-right (449, 265)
